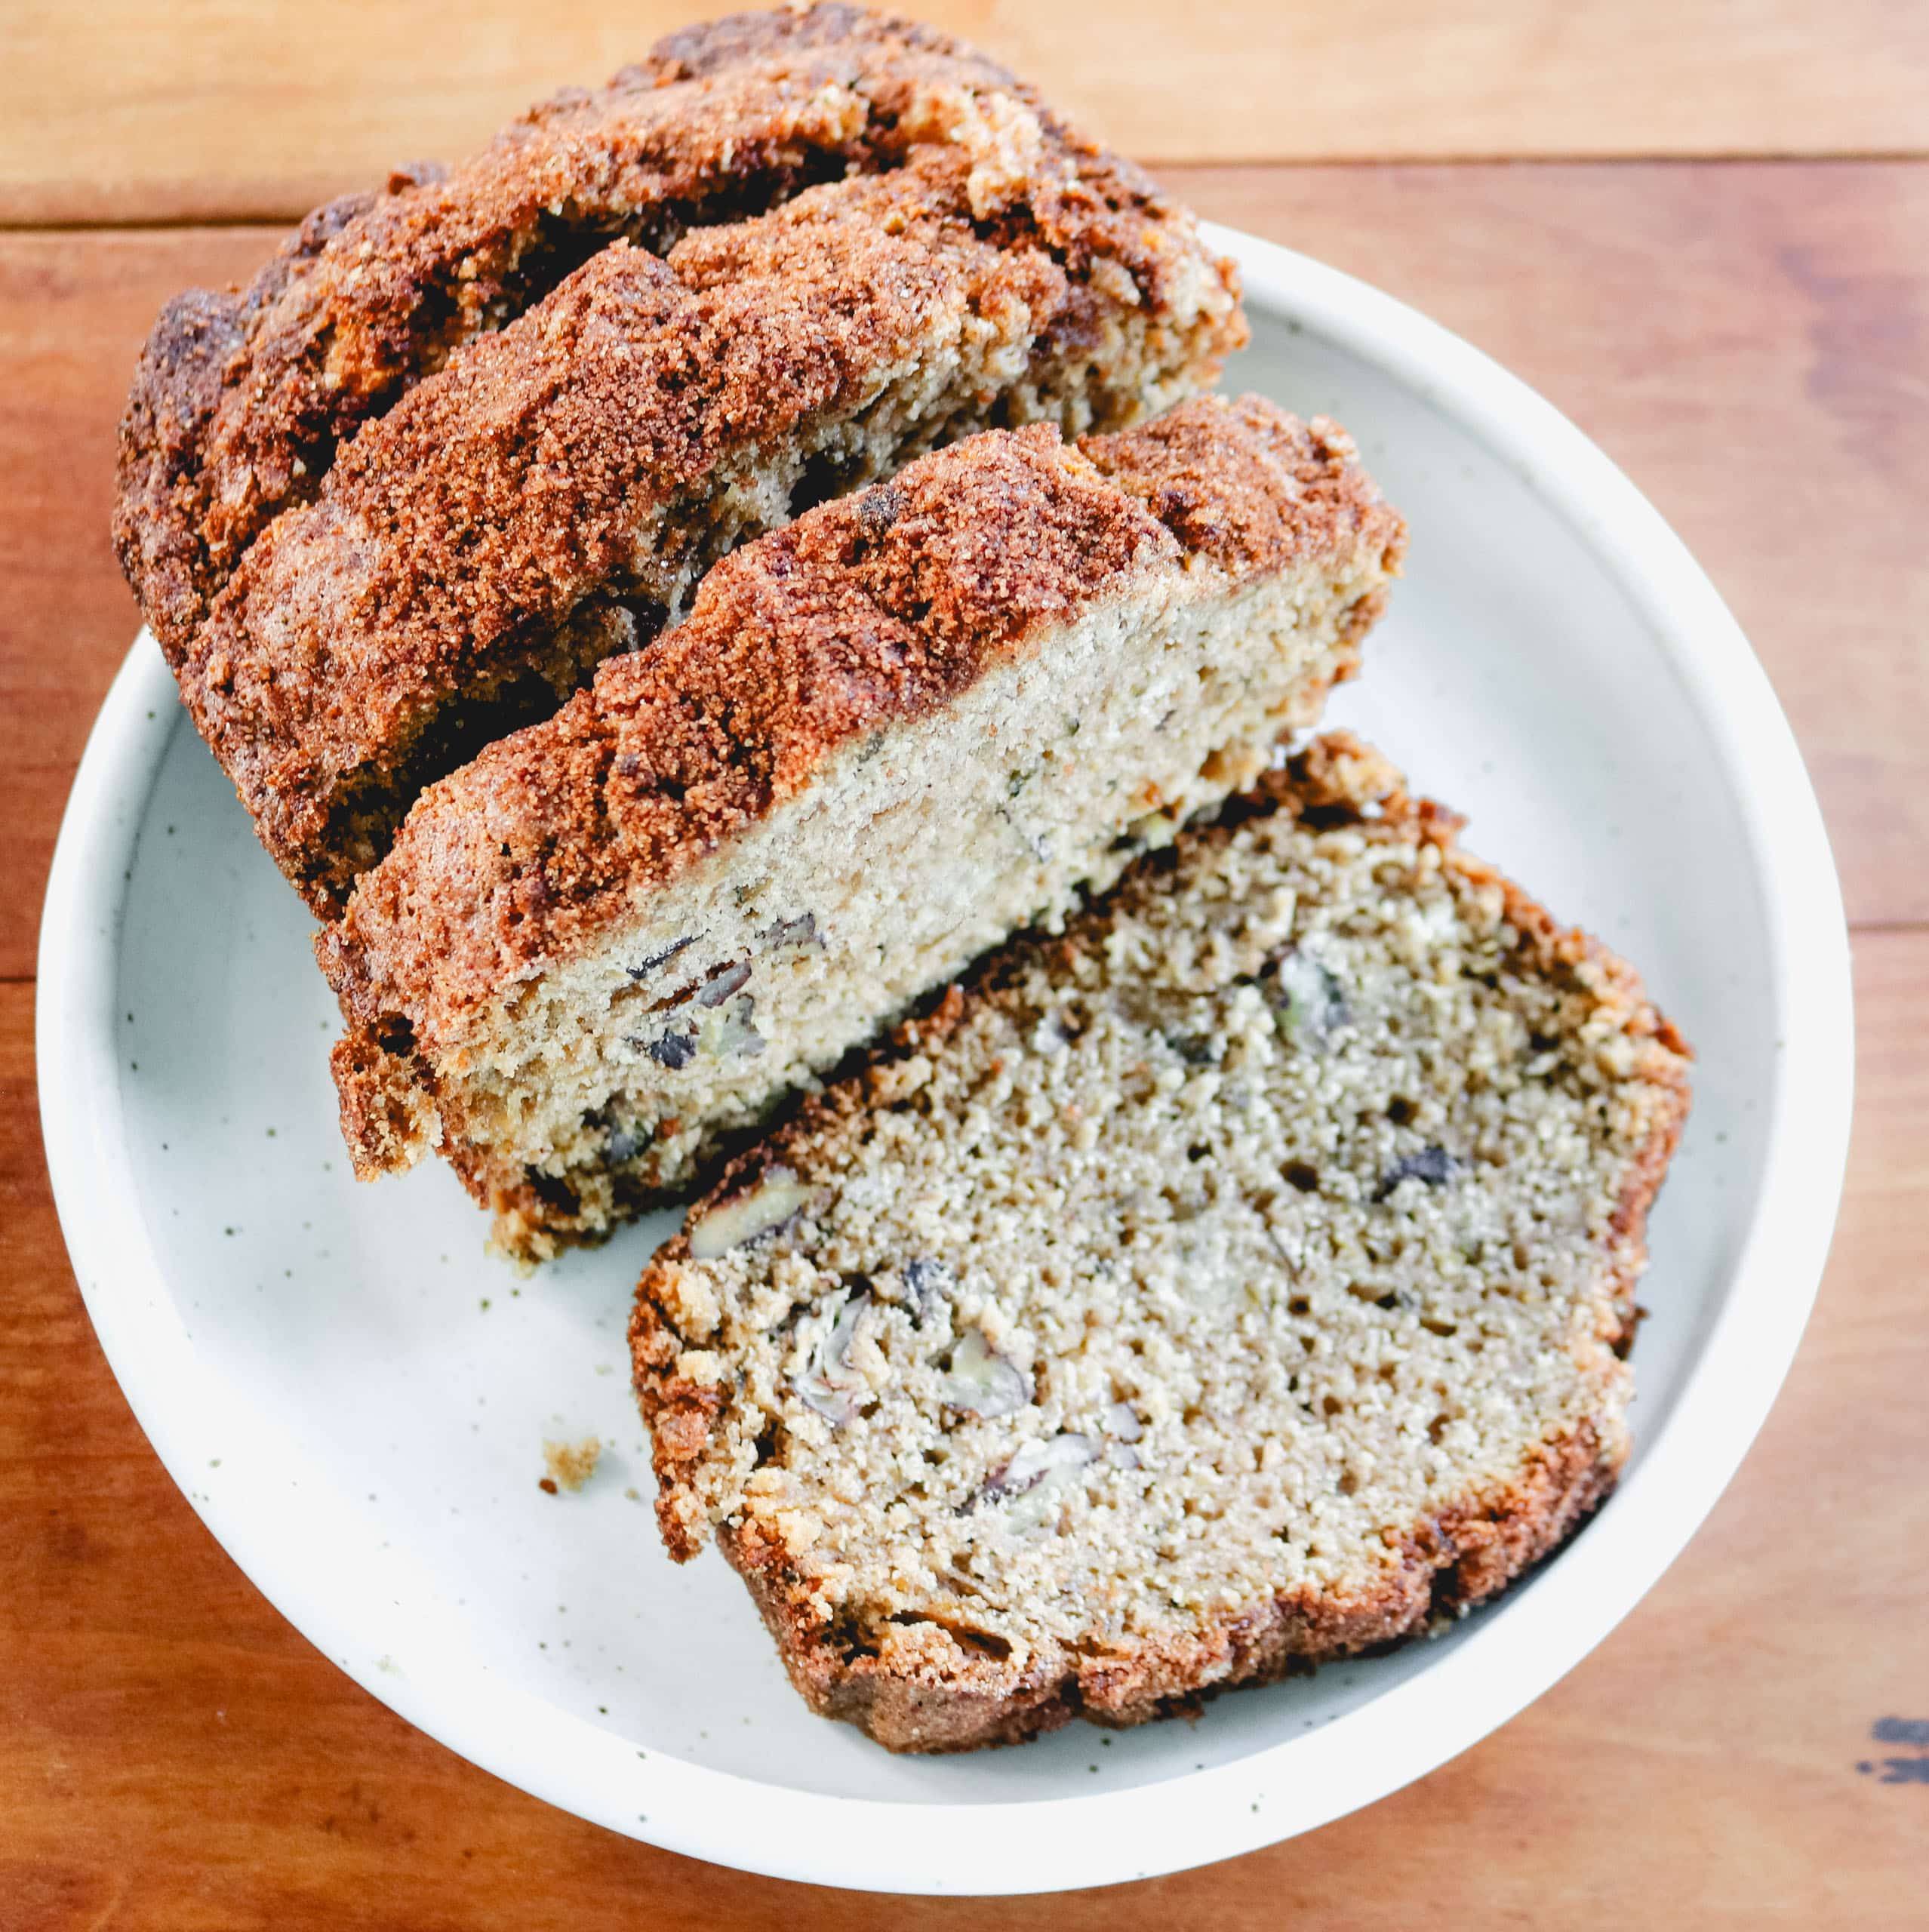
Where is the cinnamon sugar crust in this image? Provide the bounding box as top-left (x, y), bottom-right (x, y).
top-left (114, 3), bottom-right (1198, 655)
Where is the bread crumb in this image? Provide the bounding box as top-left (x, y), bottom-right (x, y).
top-left (542, 1437), bottom-right (602, 1494)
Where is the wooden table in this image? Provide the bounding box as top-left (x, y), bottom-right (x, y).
top-left (5, 5), bottom-right (1926, 1924)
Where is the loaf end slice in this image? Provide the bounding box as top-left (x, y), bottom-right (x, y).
top-left (629, 733), bottom-right (1691, 1751)
top-left (318, 397), bottom-right (1403, 1260)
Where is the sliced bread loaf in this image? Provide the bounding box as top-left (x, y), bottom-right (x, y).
top-left (118, 17), bottom-right (1243, 915)
top-left (630, 734), bottom-right (1691, 1752)
top-left (113, 2), bottom-right (1183, 655)
top-left (318, 398), bottom-right (1404, 1260)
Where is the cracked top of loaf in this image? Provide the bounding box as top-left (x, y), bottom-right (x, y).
top-left (113, 2), bottom-right (1229, 657)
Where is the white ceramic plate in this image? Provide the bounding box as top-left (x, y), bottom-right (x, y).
top-left (38, 229), bottom-right (1852, 1894)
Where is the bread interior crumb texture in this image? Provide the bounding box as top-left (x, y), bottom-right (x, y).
top-left (634, 749), bottom-right (1687, 1743)
top-left (463, 561), bottom-right (1377, 1254)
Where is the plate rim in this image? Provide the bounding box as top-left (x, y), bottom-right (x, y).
top-left (37, 226), bottom-right (1854, 1894)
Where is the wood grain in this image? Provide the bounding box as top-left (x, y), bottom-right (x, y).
top-left (3, 926), bottom-right (1923, 1927)
top-left (5, 1), bottom-right (1929, 223)
top-left (4, 25), bottom-right (1926, 1908)
top-left (5, 162), bottom-right (1920, 983)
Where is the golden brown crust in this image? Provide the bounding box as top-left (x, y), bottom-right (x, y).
top-left (318, 399), bottom-right (1401, 1171)
top-left (710, 1422), bottom-right (1618, 1752)
top-left (628, 732), bottom-right (1691, 1749)
top-left (327, 1025), bottom-right (440, 1175)
top-left (113, 3), bottom-right (1171, 657)
top-left (1083, 400), bottom-right (1411, 587)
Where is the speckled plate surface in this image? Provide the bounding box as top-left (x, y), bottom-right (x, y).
top-left (38, 229), bottom-right (1852, 1894)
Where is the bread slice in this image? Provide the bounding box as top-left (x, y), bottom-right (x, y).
top-left (115, 22), bottom-right (1244, 916)
top-left (113, 2), bottom-right (1179, 656)
top-left (318, 397), bottom-right (1404, 1261)
top-left (629, 734), bottom-right (1691, 1752)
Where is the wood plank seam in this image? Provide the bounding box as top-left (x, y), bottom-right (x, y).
top-left (9, 149), bottom-right (1929, 235)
